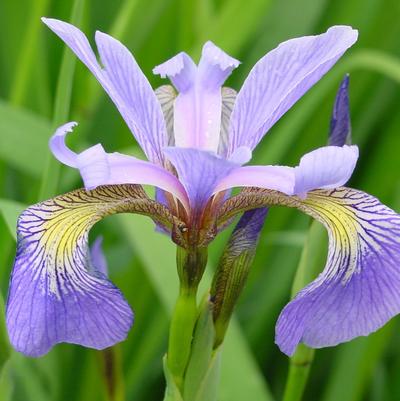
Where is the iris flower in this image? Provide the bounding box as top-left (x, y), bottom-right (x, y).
top-left (7, 18), bottom-right (400, 359)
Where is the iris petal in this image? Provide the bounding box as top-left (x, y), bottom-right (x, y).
top-left (214, 165), bottom-right (295, 195)
top-left (6, 185), bottom-right (180, 356)
top-left (228, 26), bottom-right (358, 154)
top-left (217, 187), bottom-right (400, 356)
top-left (49, 122), bottom-right (189, 210)
top-left (154, 42), bottom-right (239, 153)
top-left (42, 18), bottom-right (167, 165)
top-left (276, 188), bottom-right (400, 355)
top-left (197, 41), bottom-right (240, 90)
top-left (293, 145), bottom-right (359, 197)
top-left (164, 147), bottom-right (240, 211)
top-left (153, 52), bottom-right (197, 93)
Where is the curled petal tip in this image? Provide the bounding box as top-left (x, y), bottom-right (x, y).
top-left (153, 52), bottom-right (186, 77)
top-left (153, 52), bottom-right (196, 93)
top-left (54, 121), bottom-right (78, 136)
top-left (49, 122), bottom-right (79, 168)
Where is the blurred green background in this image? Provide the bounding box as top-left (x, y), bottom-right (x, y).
top-left (1, 0), bottom-right (400, 400)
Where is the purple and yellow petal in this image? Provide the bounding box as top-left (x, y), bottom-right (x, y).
top-left (276, 188), bottom-right (400, 355)
top-left (217, 186), bottom-right (400, 356)
top-left (6, 186), bottom-right (144, 356)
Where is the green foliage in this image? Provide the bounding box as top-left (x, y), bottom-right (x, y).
top-left (1, 0), bottom-right (400, 400)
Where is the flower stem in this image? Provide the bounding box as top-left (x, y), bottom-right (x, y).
top-left (282, 344), bottom-right (314, 401)
top-left (167, 246), bottom-right (208, 391)
top-left (99, 346), bottom-right (125, 401)
top-left (167, 286), bottom-right (198, 390)
top-left (282, 221), bottom-right (326, 401)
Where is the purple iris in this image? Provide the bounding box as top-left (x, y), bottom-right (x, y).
top-left (7, 18), bottom-right (400, 359)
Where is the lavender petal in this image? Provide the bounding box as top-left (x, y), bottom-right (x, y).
top-left (164, 147), bottom-right (240, 211)
top-left (154, 42), bottom-right (239, 153)
top-left (42, 18), bottom-right (167, 165)
top-left (228, 26), bottom-right (358, 154)
top-left (49, 122), bottom-right (189, 210)
top-left (294, 145), bottom-right (359, 197)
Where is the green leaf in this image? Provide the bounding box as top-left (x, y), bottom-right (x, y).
top-left (0, 101), bottom-right (51, 176)
top-left (190, 352), bottom-right (222, 401)
top-left (163, 356), bottom-right (184, 401)
top-left (0, 295), bottom-right (11, 372)
top-left (0, 198), bottom-right (26, 240)
top-left (183, 302), bottom-right (216, 401)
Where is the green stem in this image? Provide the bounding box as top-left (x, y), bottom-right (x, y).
top-left (282, 345), bottom-right (314, 401)
top-left (167, 286), bottom-right (198, 390)
top-left (167, 246), bottom-right (208, 391)
top-left (99, 347), bottom-right (125, 401)
top-left (282, 222), bottom-right (326, 401)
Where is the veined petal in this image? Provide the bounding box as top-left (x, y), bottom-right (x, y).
top-left (155, 85), bottom-right (176, 146)
top-left (217, 187), bottom-right (400, 356)
top-left (42, 18), bottom-right (167, 165)
top-left (294, 145), bottom-right (359, 197)
top-left (214, 165), bottom-right (295, 195)
top-left (5, 186), bottom-right (138, 355)
top-left (228, 26), bottom-right (358, 154)
top-left (49, 123), bottom-right (189, 210)
top-left (7, 185), bottom-right (182, 356)
top-left (276, 188), bottom-right (400, 355)
top-left (329, 75), bottom-right (351, 146)
top-left (154, 42), bottom-right (239, 153)
top-left (218, 87), bottom-right (237, 156)
top-left (164, 147), bottom-right (240, 211)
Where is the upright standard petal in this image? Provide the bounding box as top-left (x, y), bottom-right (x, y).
top-left (42, 18), bottom-right (167, 165)
top-left (329, 75), bottom-right (351, 146)
top-left (6, 185), bottom-right (181, 356)
top-left (217, 187), bottom-right (400, 356)
top-left (228, 26), bottom-right (358, 154)
top-left (293, 145), bottom-right (359, 198)
top-left (154, 42), bottom-right (239, 153)
top-left (49, 123), bottom-right (189, 210)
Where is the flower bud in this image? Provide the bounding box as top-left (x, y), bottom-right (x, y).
top-left (211, 208), bottom-right (268, 347)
